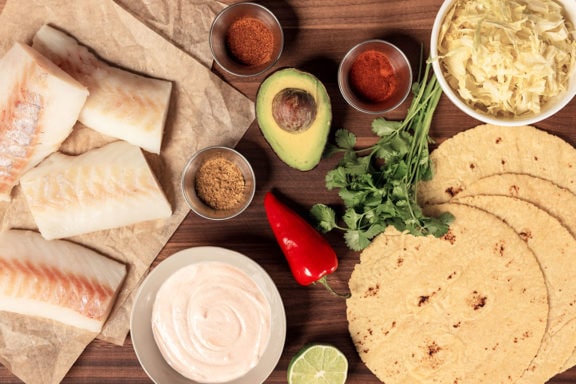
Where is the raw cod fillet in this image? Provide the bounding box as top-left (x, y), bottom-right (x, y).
top-left (32, 24), bottom-right (173, 154)
top-left (0, 42), bottom-right (89, 201)
top-left (20, 140), bottom-right (172, 240)
top-left (0, 229), bottom-right (126, 333)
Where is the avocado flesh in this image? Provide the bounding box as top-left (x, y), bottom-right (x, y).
top-left (256, 68), bottom-right (332, 171)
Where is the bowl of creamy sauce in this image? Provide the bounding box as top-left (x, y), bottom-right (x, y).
top-left (131, 247), bottom-right (286, 384)
top-left (153, 261), bottom-right (271, 382)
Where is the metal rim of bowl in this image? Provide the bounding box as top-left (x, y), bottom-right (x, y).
top-left (180, 146), bottom-right (256, 221)
top-left (338, 39), bottom-right (413, 115)
top-left (209, 2), bottom-right (284, 78)
top-left (430, 0), bottom-right (576, 127)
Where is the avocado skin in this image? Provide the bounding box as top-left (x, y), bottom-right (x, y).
top-left (256, 68), bottom-right (332, 171)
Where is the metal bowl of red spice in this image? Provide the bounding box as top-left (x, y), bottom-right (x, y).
top-left (338, 39), bottom-right (413, 114)
top-left (181, 146), bottom-right (256, 220)
top-left (210, 2), bottom-right (284, 77)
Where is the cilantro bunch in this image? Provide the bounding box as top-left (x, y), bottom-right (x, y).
top-left (311, 62), bottom-right (453, 251)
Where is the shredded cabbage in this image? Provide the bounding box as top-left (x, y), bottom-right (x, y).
top-left (437, 0), bottom-right (576, 118)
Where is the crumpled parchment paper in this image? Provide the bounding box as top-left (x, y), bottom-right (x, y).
top-left (0, 0), bottom-right (255, 382)
top-left (115, 0), bottom-right (227, 68)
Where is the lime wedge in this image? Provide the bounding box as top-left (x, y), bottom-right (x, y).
top-left (287, 344), bottom-right (348, 384)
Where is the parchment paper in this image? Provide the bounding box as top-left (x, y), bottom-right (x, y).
top-left (115, 0), bottom-right (227, 68)
top-left (0, 0), bottom-right (255, 382)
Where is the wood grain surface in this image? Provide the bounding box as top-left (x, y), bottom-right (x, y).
top-left (1, 0), bottom-right (576, 383)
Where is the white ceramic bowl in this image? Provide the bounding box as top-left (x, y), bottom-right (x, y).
top-left (130, 247), bottom-right (286, 384)
top-left (430, 0), bottom-right (576, 126)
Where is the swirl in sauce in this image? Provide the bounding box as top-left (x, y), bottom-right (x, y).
top-left (152, 261), bottom-right (272, 383)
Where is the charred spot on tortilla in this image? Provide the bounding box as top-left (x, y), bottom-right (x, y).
top-left (494, 240), bottom-right (506, 256)
top-left (468, 290), bottom-right (487, 311)
top-left (509, 184), bottom-right (520, 196)
top-left (426, 341), bottom-right (441, 357)
top-left (415, 339), bottom-right (446, 370)
top-left (418, 295), bottom-right (429, 306)
top-left (417, 287), bottom-right (442, 307)
top-left (363, 285), bottom-right (380, 298)
top-left (442, 229), bottom-right (456, 244)
top-left (514, 331), bottom-right (534, 345)
top-left (519, 230), bottom-right (533, 241)
top-left (383, 321), bottom-right (397, 336)
top-left (445, 185), bottom-right (464, 197)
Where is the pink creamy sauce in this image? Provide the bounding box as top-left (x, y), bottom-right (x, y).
top-left (152, 261), bottom-right (272, 383)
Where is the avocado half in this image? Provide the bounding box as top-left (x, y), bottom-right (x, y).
top-left (256, 68), bottom-right (332, 171)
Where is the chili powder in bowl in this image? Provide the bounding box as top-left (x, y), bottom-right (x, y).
top-left (181, 146), bottom-right (256, 220)
top-left (210, 2), bottom-right (284, 77)
top-left (338, 39), bottom-right (413, 114)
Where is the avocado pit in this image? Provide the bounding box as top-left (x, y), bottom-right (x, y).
top-left (271, 88), bottom-right (317, 132)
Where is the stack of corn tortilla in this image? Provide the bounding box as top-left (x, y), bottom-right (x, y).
top-left (347, 125), bottom-right (576, 383)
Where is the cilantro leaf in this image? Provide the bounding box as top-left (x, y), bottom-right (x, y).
top-left (343, 229), bottom-right (372, 252)
top-left (334, 128), bottom-right (356, 149)
top-left (371, 118), bottom-right (402, 137)
top-left (310, 204), bottom-right (338, 233)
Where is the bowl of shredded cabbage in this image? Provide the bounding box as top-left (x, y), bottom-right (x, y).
top-left (431, 0), bottom-right (576, 126)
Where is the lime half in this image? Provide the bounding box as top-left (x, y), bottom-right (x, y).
top-left (287, 344), bottom-right (348, 384)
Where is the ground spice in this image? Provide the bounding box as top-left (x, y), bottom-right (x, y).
top-left (194, 157), bottom-right (245, 210)
top-left (349, 49), bottom-right (399, 103)
top-left (225, 17), bottom-right (274, 66)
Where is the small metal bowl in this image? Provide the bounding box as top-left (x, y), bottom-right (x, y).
top-left (338, 39), bottom-right (413, 114)
top-left (181, 146), bottom-right (256, 220)
top-left (209, 2), bottom-right (284, 77)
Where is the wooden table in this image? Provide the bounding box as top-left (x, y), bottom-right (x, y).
top-left (1, 0), bottom-right (576, 383)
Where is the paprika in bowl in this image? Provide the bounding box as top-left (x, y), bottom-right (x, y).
top-left (210, 2), bottom-right (284, 77)
top-left (338, 40), bottom-right (413, 114)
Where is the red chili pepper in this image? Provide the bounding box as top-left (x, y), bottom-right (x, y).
top-left (264, 191), bottom-right (346, 296)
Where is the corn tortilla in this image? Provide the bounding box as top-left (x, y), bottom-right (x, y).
top-left (458, 173), bottom-right (576, 240)
top-left (347, 203), bottom-right (548, 384)
top-left (417, 125), bottom-right (576, 205)
top-left (457, 173), bottom-right (576, 371)
top-left (453, 195), bottom-right (576, 383)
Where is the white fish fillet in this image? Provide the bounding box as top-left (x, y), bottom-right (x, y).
top-left (20, 140), bottom-right (172, 240)
top-left (0, 42), bottom-right (89, 201)
top-left (0, 229), bottom-right (126, 333)
top-left (32, 24), bottom-right (173, 154)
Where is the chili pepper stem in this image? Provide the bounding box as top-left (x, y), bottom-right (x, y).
top-left (314, 275), bottom-right (351, 298)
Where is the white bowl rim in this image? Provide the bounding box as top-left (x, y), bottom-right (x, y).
top-left (430, 0), bottom-right (576, 126)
